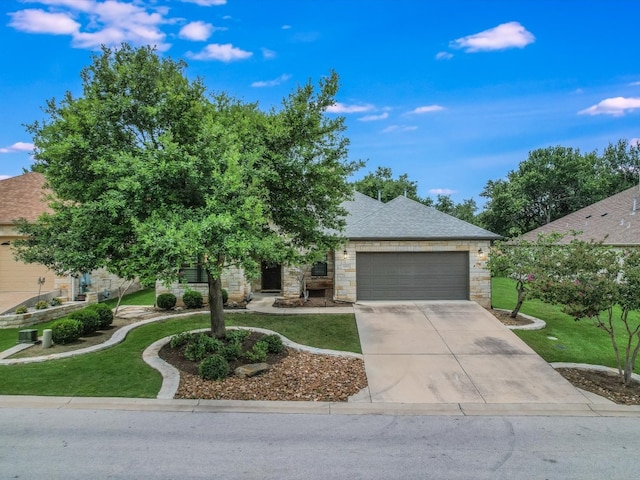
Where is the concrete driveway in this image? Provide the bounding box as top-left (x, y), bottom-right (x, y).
top-left (355, 301), bottom-right (589, 404)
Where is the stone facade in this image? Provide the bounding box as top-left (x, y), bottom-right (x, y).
top-left (158, 266), bottom-right (251, 305)
top-left (333, 240), bottom-right (492, 307)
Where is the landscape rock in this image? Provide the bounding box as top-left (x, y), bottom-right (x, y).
top-left (235, 363), bottom-right (270, 378)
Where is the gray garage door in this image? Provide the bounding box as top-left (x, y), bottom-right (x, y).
top-left (356, 252), bottom-right (469, 300)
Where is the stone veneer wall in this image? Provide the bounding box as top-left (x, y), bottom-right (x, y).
top-left (333, 240), bottom-right (492, 307)
top-left (280, 252), bottom-right (336, 299)
top-left (158, 266), bottom-right (251, 305)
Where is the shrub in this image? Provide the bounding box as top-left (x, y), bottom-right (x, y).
top-left (183, 334), bottom-right (223, 362)
top-left (198, 354), bottom-right (230, 380)
top-left (262, 334), bottom-right (284, 354)
top-left (156, 293), bottom-right (177, 310)
top-left (170, 331), bottom-right (192, 349)
top-left (86, 303), bottom-right (114, 329)
top-left (51, 318), bottom-right (82, 344)
top-left (225, 329), bottom-right (250, 344)
top-left (69, 308), bottom-right (100, 335)
top-left (50, 297), bottom-right (62, 307)
top-left (14, 305), bottom-right (28, 314)
top-left (35, 300), bottom-right (49, 310)
top-left (244, 340), bottom-right (269, 363)
top-left (183, 290), bottom-right (203, 309)
top-left (221, 342), bottom-right (243, 361)
top-left (222, 289), bottom-right (228, 304)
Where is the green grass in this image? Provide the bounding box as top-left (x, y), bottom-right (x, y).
top-left (0, 312), bottom-right (359, 397)
top-left (103, 288), bottom-right (156, 307)
top-left (0, 319), bottom-right (62, 352)
top-left (493, 277), bottom-right (640, 373)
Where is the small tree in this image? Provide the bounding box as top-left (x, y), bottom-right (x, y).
top-left (530, 238), bottom-right (640, 386)
top-left (488, 233), bottom-right (562, 318)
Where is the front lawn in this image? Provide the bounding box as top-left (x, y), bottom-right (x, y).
top-left (493, 277), bottom-right (640, 373)
top-left (0, 312), bottom-right (359, 397)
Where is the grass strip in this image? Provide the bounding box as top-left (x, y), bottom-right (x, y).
top-left (493, 277), bottom-right (640, 373)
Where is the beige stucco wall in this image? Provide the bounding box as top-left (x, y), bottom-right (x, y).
top-left (334, 240), bottom-right (492, 307)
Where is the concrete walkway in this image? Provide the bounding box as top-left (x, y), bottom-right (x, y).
top-left (355, 301), bottom-right (591, 405)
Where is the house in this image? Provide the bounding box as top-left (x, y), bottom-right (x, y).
top-left (519, 185), bottom-right (640, 246)
top-left (167, 192), bottom-right (502, 308)
top-left (0, 173), bottom-right (140, 312)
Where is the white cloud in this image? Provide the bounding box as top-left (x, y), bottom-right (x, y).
top-left (630, 82), bottom-right (640, 86)
top-left (382, 125), bottom-right (418, 133)
top-left (261, 48), bottom-right (276, 59)
top-left (281, 25), bottom-right (292, 30)
top-left (358, 112), bottom-right (389, 122)
top-left (187, 43), bottom-right (252, 61)
top-left (630, 138), bottom-right (640, 147)
top-left (326, 102), bottom-right (374, 114)
top-left (408, 105), bottom-right (445, 114)
top-left (450, 21), bottom-right (535, 53)
top-left (429, 188), bottom-right (456, 195)
top-left (179, 21), bottom-right (213, 41)
top-left (9, 9), bottom-right (80, 35)
top-left (0, 175), bottom-right (11, 180)
top-left (436, 51), bottom-right (453, 60)
top-left (0, 142), bottom-right (34, 154)
top-left (180, 0), bottom-right (227, 5)
top-left (9, 1), bottom-right (172, 51)
top-left (578, 97), bottom-right (640, 116)
top-left (251, 74), bottom-right (291, 88)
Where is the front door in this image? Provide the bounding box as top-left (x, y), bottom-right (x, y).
top-left (261, 262), bottom-right (282, 291)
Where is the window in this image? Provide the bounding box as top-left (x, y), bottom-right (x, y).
top-left (311, 260), bottom-right (328, 277)
top-left (180, 260), bottom-right (206, 283)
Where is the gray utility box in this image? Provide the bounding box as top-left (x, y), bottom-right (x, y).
top-left (18, 329), bottom-right (38, 344)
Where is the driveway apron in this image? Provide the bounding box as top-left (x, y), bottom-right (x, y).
top-left (355, 301), bottom-right (588, 404)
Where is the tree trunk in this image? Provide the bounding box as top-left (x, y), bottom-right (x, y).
top-left (207, 269), bottom-right (225, 338)
top-left (511, 281), bottom-right (525, 318)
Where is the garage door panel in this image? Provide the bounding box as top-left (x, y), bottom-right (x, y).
top-left (356, 252), bottom-right (469, 301)
top-left (0, 244), bottom-right (53, 292)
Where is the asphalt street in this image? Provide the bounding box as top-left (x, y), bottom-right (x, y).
top-left (1, 408), bottom-right (639, 479)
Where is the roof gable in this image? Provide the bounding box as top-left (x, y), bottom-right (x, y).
top-left (345, 194), bottom-right (501, 240)
top-left (0, 172), bottom-right (51, 224)
top-left (520, 186), bottom-right (640, 245)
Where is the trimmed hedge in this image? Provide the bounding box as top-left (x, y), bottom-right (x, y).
top-left (51, 318), bottom-right (82, 344)
top-left (157, 293), bottom-right (177, 310)
top-left (86, 303), bottom-right (114, 329)
top-left (69, 309), bottom-right (100, 335)
top-left (183, 290), bottom-right (203, 309)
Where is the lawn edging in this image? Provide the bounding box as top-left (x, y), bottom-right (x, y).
top-left (493, 308), bottom-right (547, 330)
top-left (145, 326), bottom-right (363, 400)
top-left (551, 362), bottom-right (640, 384)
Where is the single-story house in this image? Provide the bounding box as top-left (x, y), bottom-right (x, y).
top-left (519, 185), bottom-right (640, 246)
top-left (0, 173), bottom-right (139, 312)
top-left (166, 192), bottom-right (502, 308)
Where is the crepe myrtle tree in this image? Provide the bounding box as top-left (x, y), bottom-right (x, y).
top-left (13, 44), bottom-right (362, 337)
top-left (530, 238), bottom-right (640, 386)
top-left (488, 233), bottom-right (563, 318)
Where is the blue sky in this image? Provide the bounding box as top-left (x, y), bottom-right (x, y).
top-left (1, 0), bottom-right (639, 206)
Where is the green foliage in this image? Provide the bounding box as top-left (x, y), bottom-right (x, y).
top-left (182, 290), bottom-right (203, 309)
top-left (221, 342), bottom-right (243, 361)
top-left (156, 293), bottom-right (177, 310)
top-left (86, 303), bottom-right (114, 329)
top-left (221, 289), bottom-right (228, 304)
top-left (51, 318), bottom-right (82, 344)
top-left (14, 306), bottom-right (28, 314)
top-left (244, 340), bottom-right (269, 362)
top-left (479, 141), bottom-right (640, 236)
top-left (50, 297), bottom-right (62, 306)
top-left (183, 334), bottom-right (223, 362)
top-left (225, 329), bottom-right (250, 344)
top-left (69, 309), bottom-right (100, 335)
top-left (354, 166), bottom-right (429, 204)
top-left (198, 354), bottom-right (230, 380)
top-left (262, 334), bottom-right (284, 354)
top-left (169, 331), bottom-right (192, 349)
top-left (34, 300), bottom-right (49, 310)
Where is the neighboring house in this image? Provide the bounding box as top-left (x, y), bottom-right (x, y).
top-left (164, 192), bottom-right (501, 308)
top-left (519, 185), bottom-right (640, 246)
top-left (0, 173), bottom-right (139, 310)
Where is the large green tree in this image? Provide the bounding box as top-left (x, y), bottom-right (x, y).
top-left (479, 142), bottom-right (640, 237)
top-left (14, 44), bottom-right (361, 337)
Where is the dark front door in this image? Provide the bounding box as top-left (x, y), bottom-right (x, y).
top-left (261, 262), bottom-right (282, 291)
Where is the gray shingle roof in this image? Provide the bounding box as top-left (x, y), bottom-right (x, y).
top-left (343, 192), bottom-right (501, 240)
top-left (520, 185), bottom-right (640, 245)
